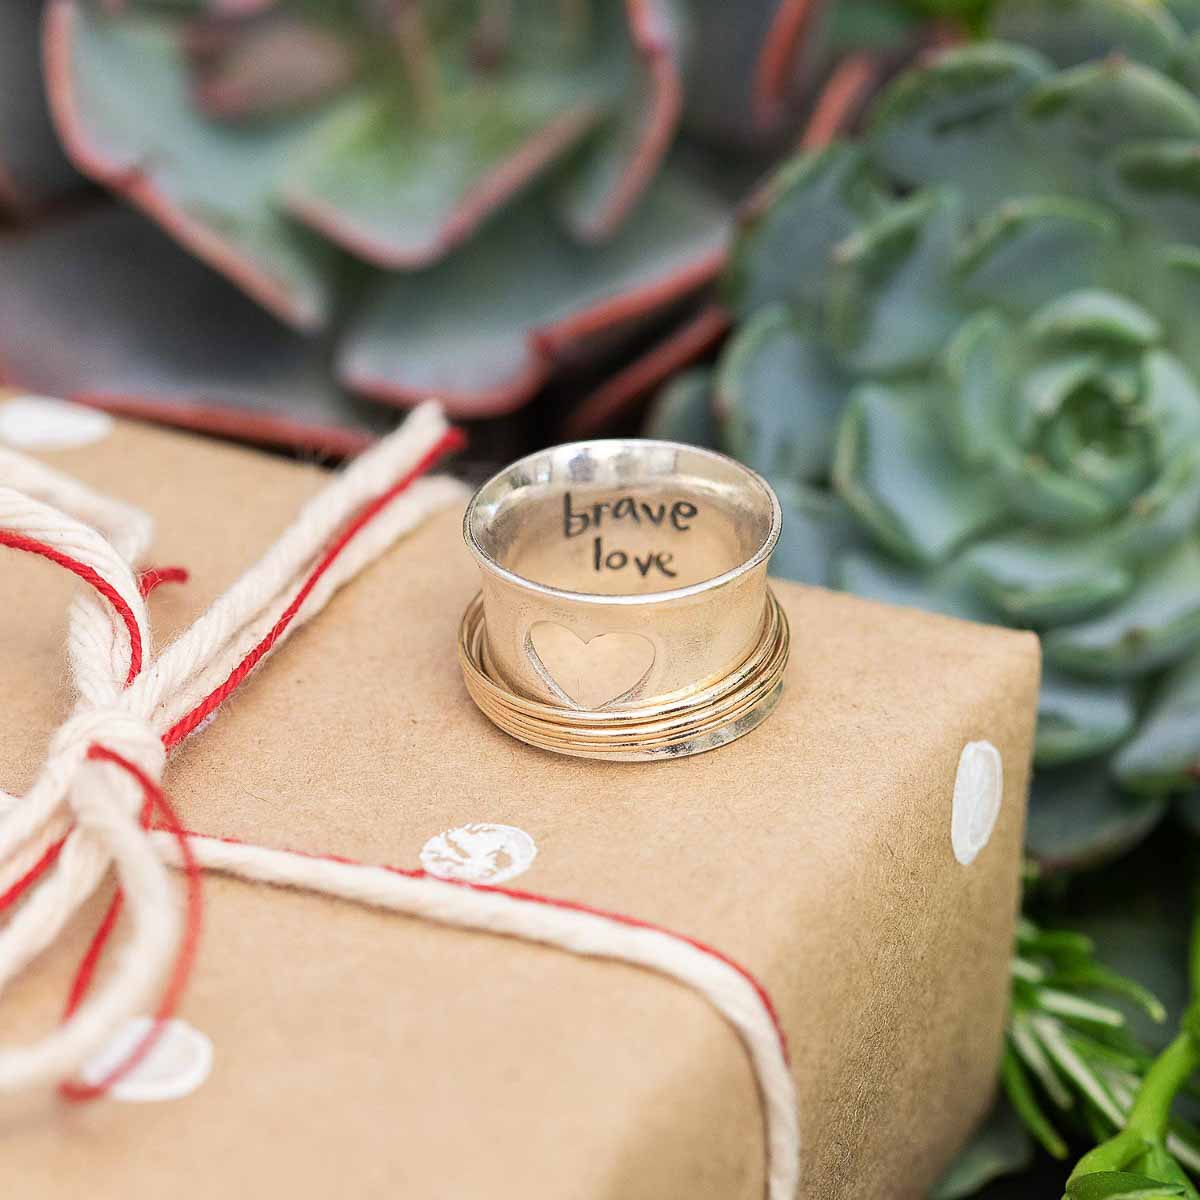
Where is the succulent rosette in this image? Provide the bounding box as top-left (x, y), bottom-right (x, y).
top-left (651, 0), bottom-right (1200, 870)
top-left (17, 0), bottom-right (938, 427)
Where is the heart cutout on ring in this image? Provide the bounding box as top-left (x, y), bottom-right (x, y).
top-left (526, 623), bottom-right (655, 710)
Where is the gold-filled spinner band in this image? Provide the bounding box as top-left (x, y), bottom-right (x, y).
top-left (458, 439), bottom-right (789, 762)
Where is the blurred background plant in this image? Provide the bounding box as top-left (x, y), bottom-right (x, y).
top-left (0, 0), bottom-right (961, 458)
top-left (636, 0), bottom-right (1200, 1192)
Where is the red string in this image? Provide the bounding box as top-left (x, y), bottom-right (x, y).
top-left (58, 789), bottom-right (155, 1020)
top-left (165, 825), bottom-right (791, 1067)
top-left (61, 890), bottom-right (125, 1019)
top-left (58, 745), bottom-right (203, 1103)
top-left (0, 540), bottom-right (171, 916)
top-left (0, 836), bottom-right (67, 913)
top-left (137, 566), bottom-right (190, 597)
top-left (0, 428), bottom-right (465, 1099)
top-left (163, 427), bottom-right (465, 749)
top-left (0, 530), bottom-right (143, 685)
top-left (467, 880), bottom-right (791, 1066)
top-left (0, 552), bottom-right (182, 917)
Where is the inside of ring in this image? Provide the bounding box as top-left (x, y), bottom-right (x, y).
top-left (468, 442), bottom-right (776, 598)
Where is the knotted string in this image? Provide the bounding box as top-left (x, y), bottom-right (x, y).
top-left (0, 403), bottom-right (799, 1199)
top-left (0, 402), bottom-right (464, 1094)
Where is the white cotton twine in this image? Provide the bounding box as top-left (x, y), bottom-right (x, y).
top-left (0, 403), bottom-right (799, 1200)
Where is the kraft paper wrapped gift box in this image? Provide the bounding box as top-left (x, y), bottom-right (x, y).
top-left (0, 398), bottom-right (1040, 1199)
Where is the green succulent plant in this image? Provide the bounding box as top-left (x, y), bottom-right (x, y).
top-left (22, 0), bottom-right (936, 429)
top-left (1057, 899), bottom-right (1200, 1200)
top-left (652, 0), bottom-right (1200, 873)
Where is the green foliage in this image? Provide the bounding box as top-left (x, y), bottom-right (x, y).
top-left (1004, 919), bottom-right (1187, 1164)
top-left (1059, 899), bottom-right (1200, 1200)
top-left (657, 0), bottom-right (1200, 874)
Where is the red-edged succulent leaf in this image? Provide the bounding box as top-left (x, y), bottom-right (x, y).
top-left (0, 206), bottom-right (387, 456)
top-left (0, 4), bottom-right (81, 216)
top-left (45, 0), bottom-right (339, 329)
top-left (754, 0), bottom-right (830, 129)
top-left (680, 0), bottom-right (829, 149)
top-left (557, 0), bottom-right (687, 241)
top-left (282, 2), bottom-right (619, 268)
top-left (800, 51), bottom-right (884, 149)
top-left (684, 0), bottom-right (920, 152)
top-left (339, 169), bottom-right (729, 417)
top-left (283, 93), bottom-right (600, 270)
top-left (564, 304), bottom-right (729, 437)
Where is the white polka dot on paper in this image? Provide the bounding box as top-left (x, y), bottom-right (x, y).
top-left (951, 740), bottom-right (1004, 866)
top-left (77, 1017), bottom-right (213, 1102)
top-left (421, 823), bottom-right (538, 885)
top-left (0, 395), bottom-right (114, 450)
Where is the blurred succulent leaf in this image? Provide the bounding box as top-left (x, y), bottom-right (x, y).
top-left (338, 169), bottom-right (728, 415)
top-left (1114, 650), bottom-right (1200, 793)
top-left (1022, 58), bottom-right (1200, 197)
top-left (1028, 290), bottom-right (1164, 350)
top-left (1141, 355), bottom-right (1200, 458)
top-left (957, 195), bottom-right (1119, 314)
top-left (682, 0), bottom-right (911, 150)
top-left (990, 0), bottom-right (1186, 73)
top-left (1037, 669), bottom-right (1138, 767)
top-left (829, 0), bottom-right (926, 47)
top-left (1157, 246), bottom-right (1200, 375)
top-left (50, 0), bottom-right (338, 328)
top-left (1167, 0), bottom-right (1200, 35)
top-left (1018, 351), bottom-right (1108, 436)
top-left (929, 1095), bottom-right (1035, 1200)
top-left (0, 206), bottom-right (384, 452)
top-left (644, 367), bottom-right (718, 446)
top-left (1106, 443), bottom-right (1200, 564)
top-left (1045, 539), bottom-right (1200, 678)
top-left (717, 305), bottom-right (849, 483)
top-left (942, 311), bottom-right (1019, 466)
top-left (1105, 140), bottom-right (1200, 244)
top-left (1027, 760), bottom-right (1169, 871)
top-left (868, 42), bottom-right (1053, 206)
top-left (282, 86), bottom-right (600, 269)
top-left (723, 143), bottom-right (882, 320)
top-left (835, 549), bottom-right (1001, 622)
top-left (769, 484), bottom-right (863, 587)
top-left (680, 0), bottom-right (792, 146)
top-left (993, 440), bottom-right (1153, 536)
top-left (827, 188), bottom-right (964, 373)
top-left (558, 0), bottom-right (688, 240)
top-left (834, 381), bottom-right (1008, 564)
top-left (963, 530), bottom-right (1135, 624)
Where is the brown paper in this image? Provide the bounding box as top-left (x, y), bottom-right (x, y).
top-left (0, 410), bottom-right (1040, 1198)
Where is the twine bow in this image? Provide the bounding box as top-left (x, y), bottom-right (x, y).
top-left (0, 402), bottom-right (464, 1095)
